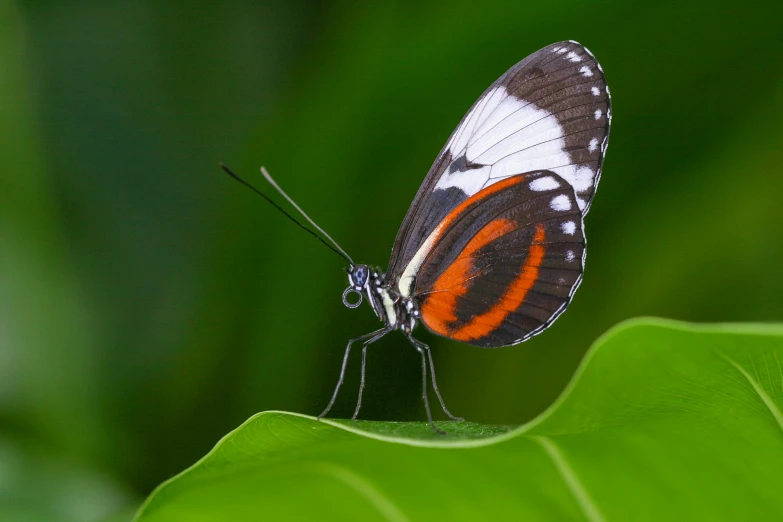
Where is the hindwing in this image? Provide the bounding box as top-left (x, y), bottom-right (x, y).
top-left (412, 171), bottom-right (585, 347)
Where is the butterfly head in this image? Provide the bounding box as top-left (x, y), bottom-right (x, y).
top-left (342, 264), bottom-right (370, 309)
top-left (348, 264), bottom-right (370, 288)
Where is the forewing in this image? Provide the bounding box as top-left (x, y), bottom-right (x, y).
top-left (414, 171), bottom-right (585, 348)
top-left (388, 41), bottom-right (608, 285)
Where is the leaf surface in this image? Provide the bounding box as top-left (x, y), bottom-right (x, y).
top-left (136, 319), bottom-right (783, 521)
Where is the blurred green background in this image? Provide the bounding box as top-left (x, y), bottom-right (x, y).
top-left (1, 0), bottom-right (782, 519)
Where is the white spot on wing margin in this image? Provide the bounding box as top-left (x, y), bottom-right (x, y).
top-left (529, 176), bottom-right (560, 191)
top-left (550, 195), bottom-right (572, 211)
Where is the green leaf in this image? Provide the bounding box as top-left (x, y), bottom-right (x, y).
top-left (135, 318), bottom-right (783, 521)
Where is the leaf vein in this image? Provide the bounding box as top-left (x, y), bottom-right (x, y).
top-left (532, 436), bottom-right (605, 522)
top-left (719, 351), bottom-right (783, 435)
top-left (307, 462), bottom-right (409, 522)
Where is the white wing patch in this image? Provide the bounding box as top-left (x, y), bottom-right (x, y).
top-left (550, 194), bottom-right (572, 211)
top-left (472, 105), bottom-right (563, 164)
top-left (529, 176), bottom-right (560, 191)
top-left (433, 165), bottom-right (492, 194)
top-left (447, 87), bottom-right (505, 156)
top-left (436, 86), bottom-right (598, 212)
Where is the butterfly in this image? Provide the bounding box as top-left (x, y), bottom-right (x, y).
top-left (223, 41), bottom-right (610, 433)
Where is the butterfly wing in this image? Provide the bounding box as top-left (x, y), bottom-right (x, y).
top-left (412, 171), bottom-right (584, 347)
top-left (388, 41), bottom-right (609, 299)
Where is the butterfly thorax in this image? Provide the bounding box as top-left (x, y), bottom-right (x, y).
top-left (343, 264), bottom-right (419, 334)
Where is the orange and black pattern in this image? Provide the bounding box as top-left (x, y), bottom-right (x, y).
top-left (414, 172), bottom-right (584, 347)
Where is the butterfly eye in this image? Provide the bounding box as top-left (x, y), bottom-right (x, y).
top-left (342, 287), bottom-right (363, 308)
top-left (350, 265), bottom-right (369, 287)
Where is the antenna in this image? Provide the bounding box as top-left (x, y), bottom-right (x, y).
top-left (259, 167), bottom-right (356, 265)
top-left (220, 163), bottom-right (354, 266)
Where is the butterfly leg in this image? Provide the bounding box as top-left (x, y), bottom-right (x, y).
top-left (352, 328), bottom-right (392, 420)
top-left (412, 342), bottom-right (446, 435)
top-left (408, 335), bottom-right (464, 422)
top-left (318, 327), bottom-right (387, 420)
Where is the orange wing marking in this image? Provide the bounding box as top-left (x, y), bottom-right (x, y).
top-left (401, 175), bottom-right (531, 297)
top-left (427, 175), bottom-right (528, 250)
top-left (421, 222), bottom-right (547, 341)
top-left (421, 218), bottom-right (517, 336)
